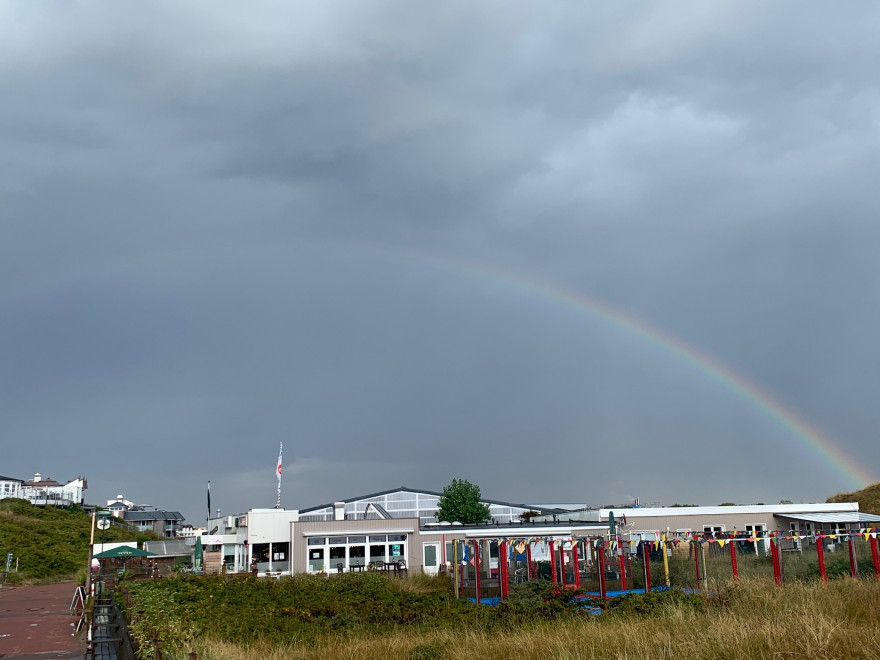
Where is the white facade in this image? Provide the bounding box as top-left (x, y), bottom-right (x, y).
top-left (179, 525), bottom-right (207, 538)
top-left (245, 508), bottom-right (299, 574)
top-left (20, 474), bottom-right (87, 507)
top-left (0, 476), bottom-right (23, 500)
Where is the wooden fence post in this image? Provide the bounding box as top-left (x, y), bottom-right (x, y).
top-left (729, 534), bottom-right (738, 580)
top-left (816, 535), bottom-right (827, 582)
top-left (848, 535), bottom-right (859, 578)
top-left (869, 533), bottom-right (880, 579)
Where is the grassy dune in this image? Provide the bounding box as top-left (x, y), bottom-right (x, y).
top-left (828, 482), bottom-right (880, 516)
top-left (127, 576), bottom-right (880, 660)
top-left (0, 499), bottom-right (157, 583)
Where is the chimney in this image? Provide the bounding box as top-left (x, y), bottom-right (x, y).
top-left (333, 502), bottom-right (345, 521)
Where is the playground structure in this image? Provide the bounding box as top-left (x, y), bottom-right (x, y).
top-left (450, 528), bottom-right (880, 602)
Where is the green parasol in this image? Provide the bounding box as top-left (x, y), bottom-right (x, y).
top-left (193, 535), bottom-right (203, 574)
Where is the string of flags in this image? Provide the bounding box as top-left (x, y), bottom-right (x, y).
top-left (456, 528), bottom-right (879, 548)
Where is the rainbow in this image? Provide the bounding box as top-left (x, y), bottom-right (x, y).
top-left (396, 248), bottom-right (874, 489)
top-left (4, 240), bottom-right (873, 488)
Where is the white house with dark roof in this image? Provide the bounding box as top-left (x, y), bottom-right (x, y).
top-left (12, 473), bottom-right (88, 507)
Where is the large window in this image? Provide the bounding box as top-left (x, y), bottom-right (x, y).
top-left (308, 548), bottom-right (324, 572)
top-left (306, 534), bottom-right (408, 572)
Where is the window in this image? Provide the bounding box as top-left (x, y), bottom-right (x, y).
top-left (252, 543), bottom-right (270, 564)
top-left (307, 538), bottom-right (326, 546)
top-left (370, 545), bottom-right (386, 563)
top-left (329, 545), bottom-right (346, 569)
top-left (349, 545), bottom-right (366, 566)
top-left (703, 525), bottom-right (725, 538)
top-left (308, 548), bottom-right (324, 572)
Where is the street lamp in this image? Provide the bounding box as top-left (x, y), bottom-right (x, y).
top-left (96, 513), bottom-right (111, 576)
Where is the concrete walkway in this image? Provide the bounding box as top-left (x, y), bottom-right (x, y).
top-left (0, 582), bottom-right (86, 658)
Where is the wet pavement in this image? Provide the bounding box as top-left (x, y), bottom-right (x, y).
top-left (0, 582), bottom-right (86, 658)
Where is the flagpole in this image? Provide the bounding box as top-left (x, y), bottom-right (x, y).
top-left (275, 442), bottom-right (283, 509)
top-left (207, 481), bottom-right (211, 524)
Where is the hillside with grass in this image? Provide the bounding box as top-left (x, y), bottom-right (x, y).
top-left (0, 498), bottom-right (157, 583)
top-left (121, 574), bottom-right (880, 660)
top-left (827, 482), bottom-right (880, 516)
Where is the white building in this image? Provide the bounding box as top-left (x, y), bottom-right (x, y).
top-left (19, 473), bottom-right (87, 507)
top-left (0, 475), bottom-right (24, 500)
top-left (196, 487), bottom-right (559, 577)
top-left (179, 525), bottom-right (207, 538)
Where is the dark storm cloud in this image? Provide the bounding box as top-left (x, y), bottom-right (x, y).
top-left (2, 2), bottom-right (879, 521)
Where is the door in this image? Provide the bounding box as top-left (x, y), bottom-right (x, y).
top-left (423, 542), bottom-right (441, 576)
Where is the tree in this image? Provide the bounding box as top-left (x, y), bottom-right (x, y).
top-left (436, 478), bottom-right (491, 524)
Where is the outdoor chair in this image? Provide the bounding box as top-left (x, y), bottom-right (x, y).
top-left (396, 559), bottom-right (407, 577)
top-left (336, 563), bottom-right (344, 574)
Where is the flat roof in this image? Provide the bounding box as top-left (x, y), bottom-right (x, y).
top-left (601, 502), bottom-right (860, 518)
top-left (775, 512), bottom-right (880, 524)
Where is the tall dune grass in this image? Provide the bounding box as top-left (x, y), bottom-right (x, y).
top-left (189, 578), bottom-right (880, 660)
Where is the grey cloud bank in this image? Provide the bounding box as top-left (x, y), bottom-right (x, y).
top-left (2, 2), bottom-right (879, 523)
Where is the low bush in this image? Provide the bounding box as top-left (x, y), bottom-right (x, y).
top-left (605, 588), bottom-right (704, 617)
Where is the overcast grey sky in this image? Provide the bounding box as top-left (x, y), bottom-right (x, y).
top-left (2, 2), bottom-right (879, 523)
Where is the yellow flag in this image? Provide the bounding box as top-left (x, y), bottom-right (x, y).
top-left (718, 539), bottom-right (726, 547)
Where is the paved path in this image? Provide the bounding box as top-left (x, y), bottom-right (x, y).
top-left (0, 582), bottom-right (85, 658)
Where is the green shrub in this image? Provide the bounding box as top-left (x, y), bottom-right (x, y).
top-left (408, 640), bottom-right (448, 659)
top-left (605, 589), bottom-right (704, 617)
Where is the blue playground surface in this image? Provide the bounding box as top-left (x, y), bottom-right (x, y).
top-left (466, 585), bottom-right (682, 616)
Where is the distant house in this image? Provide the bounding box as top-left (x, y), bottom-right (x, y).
top-left (123, 510), bottom-right (186, 538)
top-left (0, 475), bottom-right (24, 500)
top-left (106, 494), bottom-right (137, 518)
top-left (104, 494), bottom-right (186, 537)
top-left (18, 473), bottom-right (87, 507)
top-left (179, 524), bottom-right (207, 538)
